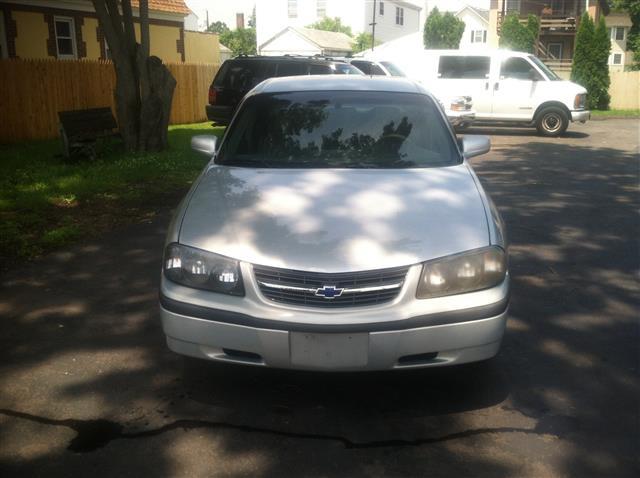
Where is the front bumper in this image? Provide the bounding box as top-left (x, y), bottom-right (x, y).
top-left (447, 110), bottom-right (476, 127)
top-left (571, 110), bottom-right (591, 122)
top-left (159, 263), bottom-right (509, 371)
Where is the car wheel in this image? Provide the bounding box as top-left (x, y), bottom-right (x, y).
top-left (536, 107), bottom-right (569, 137)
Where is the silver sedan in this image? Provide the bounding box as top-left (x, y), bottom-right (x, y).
top-left (160, 76), bottom-right (509, 371)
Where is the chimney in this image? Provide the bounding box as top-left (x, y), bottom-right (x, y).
top-left (236, 13), bottom-right (245, 29)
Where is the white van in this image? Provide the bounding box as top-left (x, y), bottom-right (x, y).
top-left (369, 49), bottom-right (590, 137)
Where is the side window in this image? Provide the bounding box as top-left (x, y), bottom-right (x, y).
top-left (351, 61), bottom-right (371, 74)
top-left (309, 64), bottom-right (331, 74)
top-left (276, 62), bottom-right (309, 77)
top-left (214, 61), bottom-right (276, 90)
top-left (370, 63), bottom-right (386, 75)
top-left (501, 57), bottom-right (542, 81)
top-left (438, 56), bottom-right (490, 79)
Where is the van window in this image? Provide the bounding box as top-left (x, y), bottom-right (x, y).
top-left (277, 62), bottom-right (309, 77)
top-left (309, 64), bottom-right (332, 74)
top-left (438, 56), bottom-right (490, 79)
top-left (500, 58), bottom-right (543, 81)
top-left (213, 60), bottom-right (277, 90)
top-left (351, 61), bottom-right (386, 75)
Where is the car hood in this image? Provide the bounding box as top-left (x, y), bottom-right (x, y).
top-left (179, 165), bottom-right (489, 272)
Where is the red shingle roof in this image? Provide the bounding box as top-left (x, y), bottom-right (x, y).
top-left (131, 0), bottom-right (190, 15)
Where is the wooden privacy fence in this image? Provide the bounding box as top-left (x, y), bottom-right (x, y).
top-left (0, 59), bottom-right (219, 143)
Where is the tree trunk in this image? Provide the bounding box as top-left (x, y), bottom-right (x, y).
top-left (92, 0), bottom-right (176, 152)
top-left (138, 56), bottom-right (176, 151)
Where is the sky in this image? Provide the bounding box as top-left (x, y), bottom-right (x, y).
top-left (184, 0), bottom-right (491, 31)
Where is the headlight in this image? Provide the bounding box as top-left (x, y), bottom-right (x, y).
top-left (416, 247), bottom-right (506, 299)
top-left (574, 93), bottom-right (586, 109)
top-left (163, 243), bottom-right (244, 296)
top-left (450, 96), bottom-right (472, 111)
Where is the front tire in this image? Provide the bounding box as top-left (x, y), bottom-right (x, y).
top-left (536, 107), bottom-right (569, 137)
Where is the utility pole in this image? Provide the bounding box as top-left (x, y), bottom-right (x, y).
top-left (206, 9), bottom-right (209, 30)
top-left (371, 0), bottom-right (377, 50)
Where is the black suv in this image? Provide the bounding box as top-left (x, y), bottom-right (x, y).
top-left (206, 56), bottom-right (363, 125)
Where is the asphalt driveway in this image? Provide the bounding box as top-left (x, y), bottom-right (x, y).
top-left (1, 119), bottom-right (638, 477)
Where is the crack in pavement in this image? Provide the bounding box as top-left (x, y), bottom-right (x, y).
top-left (0, 408), bottom-right (568, 453)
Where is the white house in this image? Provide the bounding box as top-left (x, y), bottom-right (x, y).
top-left (606, 11), bottom-right (633, 71)
top-left (455, 5), bottom-right (489, 50)
top-left (260, 27), bottom-right (353, 56)
top-left (256, 0), bottom-right (422, 54)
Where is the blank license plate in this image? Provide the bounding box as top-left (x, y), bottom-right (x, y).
top-left (290, 332), bottom-right (369, 369)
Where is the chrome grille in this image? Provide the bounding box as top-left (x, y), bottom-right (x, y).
top-left (253, 264), bottom-right (409, 308)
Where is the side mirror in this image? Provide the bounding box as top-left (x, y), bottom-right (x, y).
top-left (460, 135), bottom-right (491, 159)
top-left (191, 135), bottom-right (218, 157)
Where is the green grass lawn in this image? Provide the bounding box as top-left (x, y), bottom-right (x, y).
top-left (0, 122), bottom-right (223, 271)
top-left (591, 109), bottom-right (640, 117)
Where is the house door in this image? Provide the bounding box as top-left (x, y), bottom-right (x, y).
top-left (0, 11), bottom-right (8, 59)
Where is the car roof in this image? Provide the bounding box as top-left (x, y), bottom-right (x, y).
top-left (251, 75), bottom-right (426, 95)
top-left (227, 55), bottom-right (350, 64)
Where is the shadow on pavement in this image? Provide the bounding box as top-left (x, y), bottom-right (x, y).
top-left (0, 127), bottom-right (638, 476)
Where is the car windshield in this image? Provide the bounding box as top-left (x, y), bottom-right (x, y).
top-left (528, 55), bottom-right (562, 81)
top-left (380, 61), bottom-right (406, 77)
top-left (217, 91), bottom-right (460, 169)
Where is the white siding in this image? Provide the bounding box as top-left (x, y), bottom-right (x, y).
top-left (365, 1), bottom-right (422, 43)
top-left (457, 9), bottom-right (488, 50)
top-left (257, 0), bottom-right (421, 53)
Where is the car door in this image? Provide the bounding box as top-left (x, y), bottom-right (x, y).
top-left (491, 56), bottom-right (544, 120)
top-left (435, 55), bottom-right (493, 118)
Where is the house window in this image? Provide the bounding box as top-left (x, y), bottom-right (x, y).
top-left (614, 27), bottom-right (625, 41)
top-left (548, 42), bottom-right (563, 60)
top-left (471, 30), bottom-right (487, 43)
top-left (288, 0), bottom-right (297, 18)
top-left (54, 16), bottom-right (76, 58)
top-left (395, 6), bottom-right (404, 25)
top-left (612, 53), bottom-right (623, 65)
top-left (316, 0), bottom-right (326, 17)
top-left (379, 1), bottom-right (384, 15)
top-left (506, 0), bottom-right (521, 13)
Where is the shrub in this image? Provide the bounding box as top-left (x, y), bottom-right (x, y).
top-left (423, 7), bottom-right (466, 49)
top-left (499, 13), bottom-right (539, 53)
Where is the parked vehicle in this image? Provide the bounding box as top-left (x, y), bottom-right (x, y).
top-left (367, 49), bottom-right (589, 136)
top-left (348, 58), bottom-right (475, 127)
top-left (161, 76), bottom-right (510, 371)
top-left (206, 55), bottom-right (363, 126)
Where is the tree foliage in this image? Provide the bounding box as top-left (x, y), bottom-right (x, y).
top-left (499, 13), bottom-right (540, 53)
top-left (220, 28), bottom-right (257, 55)
top-left (91, 0), bottom-right (176, 152)
top-left (206, 21), bottom-right (229, 35)
top-left (423, 7), bottom-right (466, 49)
top-left (351, 32), bottom-right (381, 53)
top-left (571, 13), bottom-right (611, 109)
top-left (307, 17), bottom-right (353, 36)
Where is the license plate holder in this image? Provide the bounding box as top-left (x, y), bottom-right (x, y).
top-left (290, 332), bottom-right (369, 369)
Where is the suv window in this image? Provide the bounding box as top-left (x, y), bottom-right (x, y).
top-left (213, 60), bottom-right (276, 90)
top-left (309, 64), bottom-right (332, 74)
top-left (438, 56), bottom-right (490, 79)
top-left (501, 57), bottom-right (543, 81)
top-left (277, 61), bottom-right (309, 77)
top-left (350, 60), bottom-right (372, 74)
top-left (218, 91), bottom-right (459, 169)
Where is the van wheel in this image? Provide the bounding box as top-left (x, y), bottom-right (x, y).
top-left (536, 107), bottom-right (569, 137)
